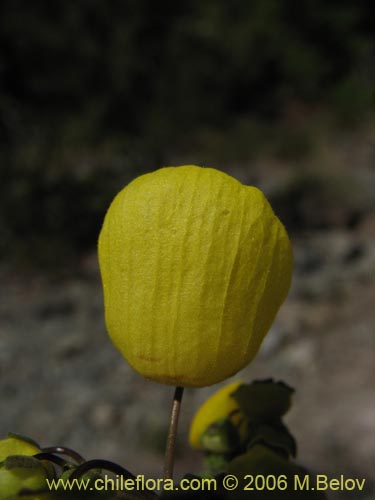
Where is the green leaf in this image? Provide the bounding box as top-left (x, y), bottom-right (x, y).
top-left (17, 492), bottom-right (141, 499)
top-left (231, 380), bottom-right (294, 422)
top-left (247, 422), bottom-right (297, 458)
top-left (161, 474), bottom-right (225, 499)
top-left (160, 489), bottom-right (225, 499)
top-left (16, 488), bottom-right (156, 499)
top-left (226, 445), bottom-right (327, 499)
top-left (60, 466), bottom-right (102, 483)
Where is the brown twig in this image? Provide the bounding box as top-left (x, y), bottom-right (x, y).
top-left (163, 386), bottom-right (184, 481)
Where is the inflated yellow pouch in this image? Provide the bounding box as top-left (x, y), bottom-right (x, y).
top-left (98, 166), bottom-right (293, 387)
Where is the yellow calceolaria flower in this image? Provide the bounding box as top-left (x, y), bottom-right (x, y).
top-left (0, 436), bottom-right (40, 461)
top-left (189, 380), bottom-right (246, 451)
top-left (0, 435), bottom-right (48, 499)
top-left (98, 165), bottom-right (293, 387)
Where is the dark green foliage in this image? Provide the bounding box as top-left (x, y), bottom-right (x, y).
top-left (226, 445), bottom-right (327, 499)
top-left (232, 380), bottom-right (294, 422)
top-left (246, 423), bottom-right (297, 459)
top-left (201, 419), bottom-right (242, 454)
top-left (199, 380), bottom-right (297, 478)
top-left (0, 0), bottom-right (371, 265)
top-left (0, 0), bottom-right (369, 139)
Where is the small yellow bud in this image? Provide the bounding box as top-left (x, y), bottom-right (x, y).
top-left (98, 166), bottom-right (293, 387)
top-left (0, 436), bottom-right (40, 462)
top-left (0, 435), bottom-right (48, 499)
top-left (189, 380), bottom-right (245, 450)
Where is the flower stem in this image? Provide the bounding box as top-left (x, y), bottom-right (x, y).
top-left (163, 386), bottom-right (184, 481)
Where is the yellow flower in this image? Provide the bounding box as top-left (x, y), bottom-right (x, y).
top-left (0, 435), bottom-right (48, 499)
top-left (189, 380), bottom-right (246, 451)
top-left (0, 436), bottom-right (40, 462)
top-left (98, 165), bottom-right (293, 387)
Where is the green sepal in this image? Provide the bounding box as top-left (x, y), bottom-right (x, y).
top-left (231, 380), bottom-right (294, 422)
top-left (200, 418), bottom-right (241, 454)
top-left (203, 452), bottom-right (231, 476)
top-left (4, 455), bottom-right (47, 472)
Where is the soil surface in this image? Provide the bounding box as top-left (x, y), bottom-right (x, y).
top-left (1, 138), bottom-right (374, 500)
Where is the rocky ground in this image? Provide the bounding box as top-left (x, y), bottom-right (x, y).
top-left (0, 132), bottom-right (374, 499)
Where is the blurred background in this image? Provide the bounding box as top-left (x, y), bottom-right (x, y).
top-left (0, 1), bottom-right (373, 498)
